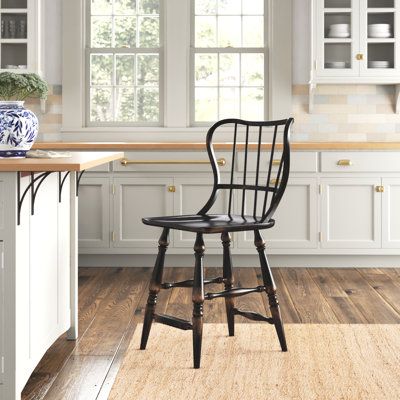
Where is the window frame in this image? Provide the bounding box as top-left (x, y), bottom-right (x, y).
top-left (62, 0), bottom-right (292, 141)
top-left (85, 0), bottom-right (164, 127)
top-left (190, 0), bottom-right (269, 126)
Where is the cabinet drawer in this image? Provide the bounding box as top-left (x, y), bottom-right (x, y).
top-left (237, 151), bottom-right (318, 172)
top-left (321, 152), bottom-right (400, 173)
top-left (114, 151), bottom-right (231, 172)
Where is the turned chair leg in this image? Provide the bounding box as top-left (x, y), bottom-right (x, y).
top-left (140, 228), bottom-right (170, 350)
top-left (192, 233), bottom-right (205, 369)
top-left (254, 230), bottom-right (287, 352)
top-left (221, 232), bottom-right (235, 336)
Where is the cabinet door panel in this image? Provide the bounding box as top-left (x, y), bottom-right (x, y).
top-left (382, 178), bottom-right (400, 248)
top-left (321, 177), bottom-right (381, 248)
top-left (78, 177), bottom-right (110, 248)
top-left (359, 0), bottom-right (400, 77)
top-left (173, 178), bottom-right (230, 248)
top-left (315, 0), bottom-right (360, 78)
top-left (113, 177), bottom-right (173, 248)
top-left (29, 174), bottom-right (59, 360)
top-left (237, 178), bottom-right (318, 249)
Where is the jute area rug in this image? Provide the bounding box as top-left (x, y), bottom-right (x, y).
top-left (109, 323), bottom-right (400, 400)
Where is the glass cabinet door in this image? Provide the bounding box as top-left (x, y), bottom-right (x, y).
top-left (359, 0), bottom-right (399, 76)
top-left (317, 0), bottom-right (360, 76)
top-left (0, 0), bottom-right (29, 71)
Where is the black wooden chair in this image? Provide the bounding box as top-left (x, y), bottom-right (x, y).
top-left (140, 118), bottom-right (294, 368)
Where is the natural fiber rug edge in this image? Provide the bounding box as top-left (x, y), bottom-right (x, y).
top-left (110, 323), bottom-right (400, 400)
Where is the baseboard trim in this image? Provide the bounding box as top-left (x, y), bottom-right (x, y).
top-left (79, 254), bottom-right (400, 268)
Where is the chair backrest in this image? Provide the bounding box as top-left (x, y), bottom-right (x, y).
top-left (198, 118), bottom-right (294, 223)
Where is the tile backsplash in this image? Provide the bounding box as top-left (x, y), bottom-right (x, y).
top-left (293, 84), bottom-right (400, 142)
top-left (26, 84), bottom-right (62, 141)
top-left (31, 84), bottom-right (400, 142)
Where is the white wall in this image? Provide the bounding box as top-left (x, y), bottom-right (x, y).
top-left (292, 0), bottom-right (311, 84)
top-left (43, 0), bottom-right (62, 84)
top-left (43, 0), bottom-right (310, 86)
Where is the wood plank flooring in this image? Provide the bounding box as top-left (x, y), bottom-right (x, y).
top-left (22, 267), bottom-right (400, 400)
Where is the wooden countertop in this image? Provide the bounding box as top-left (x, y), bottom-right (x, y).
top-left (32, 142), bottom-right (400, 151)
top-left (0, 151), bottom-right (124, 172)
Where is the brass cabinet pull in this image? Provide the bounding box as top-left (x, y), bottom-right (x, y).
top-left (356, 53), bottom-right (364, 61)
top-left (375, 186), bottom-right (384, 193)
top-left (337, 159), bottom-right (352, 166)
top-left (270, 178), bottom-right (279, 185)
top-left (167, 185), bottom-right (176, 193)
top-left (120, 158), bottom-right (226, 167)
top-left (272, 159), bottom-right (281, 166)
top-left (217, 158), bottom-right (226, 167)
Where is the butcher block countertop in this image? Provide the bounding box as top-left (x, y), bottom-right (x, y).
top-left (32, 142), bottom-right (400, 151)
top-left (0, 151), bottom-right (124, 172)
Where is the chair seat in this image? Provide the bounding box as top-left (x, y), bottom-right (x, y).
top-left (142, 214), bottom-right (275, 234)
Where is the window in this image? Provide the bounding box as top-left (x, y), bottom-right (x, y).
top-left (63, 0), bottom-right (291, 137)
top-left (192, 0), bottom-right (266, 123)
top-left (88, 0), bottom-right (161, 125)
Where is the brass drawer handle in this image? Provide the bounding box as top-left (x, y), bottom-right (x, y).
top-left (272, 159), bottom-right (281, 166)
top-left (270, 178), bottom-right (279, 185)
top-left (376, 186), bottom-right (384, 193)
top-left (337, 159), bottom-right (352, 166)
top-left (167, 185), bottom-right (176, 193)
top-left (120, 158), bottom-right (226, 167)
top-left (356, 53), bottom-right (364, 61)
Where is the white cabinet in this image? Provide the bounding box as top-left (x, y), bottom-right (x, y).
top-left (78, 176), bottom-right (110, 248)
top-left (311, 0), bottom-right (400, 112)
top-left (173, 177), bottom-right (230, 248)
top-left (382, 177), bottom-right (400, 248)
top-left (113, 177), bottom-right (173, 248)
top-left (0, 172), bottom-right (74, 399)
top-left (359, 0), bottom-right (400, 78)
top-left (76, 151), bottom-right (400, 256)
top-left (320, 177), bottom-right (382, 248)
top-left (237, 178), bottom-right (319, 249)
top-left (0, 241), bottom-right (3, 386)
top-left (315, 0), bottom-right (360, 78)
top-left (0, 0), bottom-right (43, 74)
top-left (313, 0), bottom-right (400, 80)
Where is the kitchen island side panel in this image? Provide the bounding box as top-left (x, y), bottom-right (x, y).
top-left (0, 172), bottom-right (73, 400)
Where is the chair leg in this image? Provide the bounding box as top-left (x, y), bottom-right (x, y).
top-left (192, 233), bottom-right (205, 369)
top-left (140, 228), bottom-right (170, 350)
top-left (221, 231), bottom-right (235, 336)
top-left (254, 230), bottom-right (287, 352)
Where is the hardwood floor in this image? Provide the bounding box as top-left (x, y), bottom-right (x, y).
top-left (22, 267), bottom-right (400, 400)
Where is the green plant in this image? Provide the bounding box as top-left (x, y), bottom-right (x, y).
top-left (0, 72), bottom-right (48, 101)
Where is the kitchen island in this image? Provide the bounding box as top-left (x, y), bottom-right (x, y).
top-left (0, 152), bottom-right (123, 400)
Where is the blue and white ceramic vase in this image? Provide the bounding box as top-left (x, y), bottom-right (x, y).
top-left (0, 101), bottom-right (39, 158)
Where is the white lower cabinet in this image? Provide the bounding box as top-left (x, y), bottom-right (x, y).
top-left (173, 177), bottom-right (230, 248)
top-left (382, 178), bottom-right (400, 249)
top-left (238, 177), bottom-right (318, 249)
top-left (78, 176), bottom-right (110, 248)
top-left (113, 177), bottom-right (174, 248)
top-left (77, 152), bottom-right (400, 256)
top-left (320, 177), bottom-right (382, 249)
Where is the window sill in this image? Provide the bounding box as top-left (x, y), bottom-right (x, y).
top-left (60, 126), bottom-right (233, 142)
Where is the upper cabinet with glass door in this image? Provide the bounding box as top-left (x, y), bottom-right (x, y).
top-left (0, 0), bottom-right (42, 74)
top-left (311, 0), bottom-right (400, 83)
